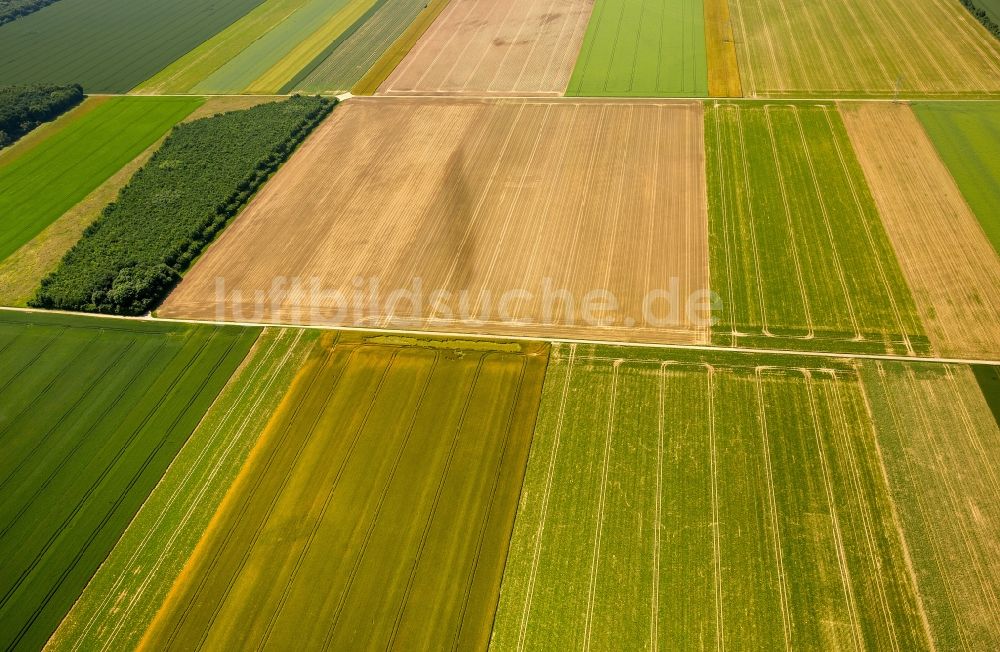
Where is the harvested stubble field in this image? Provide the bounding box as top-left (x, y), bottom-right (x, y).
top-left (706, 102), bottom-right (928, 356)
top-left (566, 0), bottom-right (708, 97)
top-left (0, 96), bottom-right (201, 264)
top-left (492, 342), bottom-right (973, 649)
top-left (142, 332), bottom-right (547, 650)
top-left (50, 327), bottom-right (317, 652)
top-left (161, 97), bottom-right (711, 345)
top-left (729, 0), bottom-right (1000, 97)
top-left (840, 102), bottom-right (1000, 360)
top-left (377, 0), bottom-right (594, 96)
top-left (914, 101), bottom-right (1000, 256)
top-left (0, 310), bottom-right (257, 651)
top-left (0, 0), bottom-right (263, 92)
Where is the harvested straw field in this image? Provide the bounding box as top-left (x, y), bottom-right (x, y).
top-left (377, 0), bottom-right (594, 95)
top-left (160, 97), bottom-right (711, 345)
top-left (840, 102), bottom-right (1000, 360)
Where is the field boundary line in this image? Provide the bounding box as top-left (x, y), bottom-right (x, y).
top-left (3, 307), bottom-right (998, 366)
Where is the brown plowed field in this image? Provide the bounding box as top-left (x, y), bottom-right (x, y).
top-left (840, 103), bottom-right (1000, 359)
top-left (377, 0), bottom-right (594, 96)
top-left (160, 97), bottom-right (711, 345)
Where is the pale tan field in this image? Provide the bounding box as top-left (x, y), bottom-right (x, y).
top-left (377, 0), bottom-right (594, 96)
top-left (161, 97), bottom-right (710, 344)
top-left (841, 102), bottom-right (1000, 360)
top-left (731, 0), bottom-right (1000, 97)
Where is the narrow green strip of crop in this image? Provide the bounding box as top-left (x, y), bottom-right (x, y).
top-left (32, 95), bottom-right (335, 316)
top-left (913, 102), bottom-right (1000, 256)
top-left (0, 309), bottom-right (259, 651)
top-left (0, 96), bottom-right (201, 263)
top-left (47, 326), bottom-right (316, 652)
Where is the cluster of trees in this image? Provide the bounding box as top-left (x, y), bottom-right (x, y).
top-left (0, 0), bottom-right (63, 26)
top-left (32, 95), bottom-right (335, 316)
top-left (0, 83), bottom-right (83, 147)
top-left (962, 0), bottom-right (1000, 40)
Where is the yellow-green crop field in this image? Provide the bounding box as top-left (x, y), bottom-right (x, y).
top-left (492, 342), bottom-right (1000, 650)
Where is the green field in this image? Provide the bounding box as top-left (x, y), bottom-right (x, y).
top-left (0, 0), bottom-right (264, 92)
top-left (706, 102), bottom-right (929, 355)
top-left (50, 327), bottom-right (316, 652)
top-left (914, 102), bottom-right (1000, 255)
top-left (0, 310), bottom-right (258, 651)
top-left (190, 0), bottom-right (371, 94)
top-left (862, 361), bottom-right (1000, 648)
top-left (0, 96), bottom-right (201, 264)
top-left (492, 342), bottom-right (998, 649)
top-left (143, 332), bottom-right (547, 650)
top-left (290, 0), bottom-right (426, 93)
top-left (566, 0), bottom-right (708, 97)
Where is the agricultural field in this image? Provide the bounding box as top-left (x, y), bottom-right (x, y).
top-left (377, 0), bottom-right (593, 96)
top-left (0, 96), bottom-right (201, 264)
top-left (704, 0), bottom-right (742, 97)
top-left (729, 0), bottom-right (1000, 97)
top-left (290, 0), bottom-right (429, 94)
top-left (141, 332), bottom-right (547, 649)
top-left (914, 101), bottom-right (1000, 255)
top-left (183, 0), bottom-right (377, 95)
top-left (0, 0), bottom-right (264, 92)
top-left (566, 0), bottom-right (708, 97)
top-left (706, 102), bottom-right (928, 355)
top-left (490, 342), bottom-right (999, 649)
top-left (862, 361), bottom-right (1000, 648)
top-left (33, 96), bottom-right (334, 316)
top-left (50, 327), bottom-right (317, 652)
top-left (160, 97), bottom-right (711, 344)
top-left (840, 102), bottom-right (1000, 360)
top-left (0, 309), bottom-right (258, 651)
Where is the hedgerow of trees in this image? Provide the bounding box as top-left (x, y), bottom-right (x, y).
top-left (0, 83), bottom-right (83, 148)
top-left (32, 95), bottom-right (336, 315)
top-left (962, 0), bottom-right (1000, 40)
top-left (0, 0), bottom-right (63, 26)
